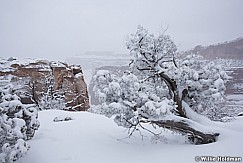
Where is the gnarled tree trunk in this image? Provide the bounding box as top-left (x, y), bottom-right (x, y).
top-left (156, 72), bottom-right (219, 144)
top-left (158, 72), bottom-right (187, 118)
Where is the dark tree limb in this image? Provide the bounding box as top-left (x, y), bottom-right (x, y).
top-left (158, 72), bottom-right (187, 118)
top-left (150, 119), bottom-right (219, 145)
top-left (29, 81), bottom-right (40, 109)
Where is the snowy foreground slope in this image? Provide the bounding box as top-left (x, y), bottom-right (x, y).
top-left (17, 110), bottom-right (243, 163)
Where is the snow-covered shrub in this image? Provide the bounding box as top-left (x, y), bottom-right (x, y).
top-left (93, 70), bottom-right (176, 127)
top-left (0, 85), bottom-right (40, 162)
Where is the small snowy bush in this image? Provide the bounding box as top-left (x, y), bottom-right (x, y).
top-left (0, 85), bottom-right (40, 162)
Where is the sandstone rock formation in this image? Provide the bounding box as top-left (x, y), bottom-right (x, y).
top-left (0, 58), bottom-right (89, 111)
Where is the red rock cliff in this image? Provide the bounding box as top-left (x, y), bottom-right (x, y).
top-left (0, 58), bottom-right (89, 111)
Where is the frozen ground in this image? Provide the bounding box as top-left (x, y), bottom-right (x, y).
top-left (17, 110), bottom-right (243, 163)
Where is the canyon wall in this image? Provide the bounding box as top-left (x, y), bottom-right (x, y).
top-left (0, 58), bottom-right (89, 111)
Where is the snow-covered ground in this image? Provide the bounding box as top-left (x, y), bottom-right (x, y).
top-left (17, 110), bottom-right (243, 163)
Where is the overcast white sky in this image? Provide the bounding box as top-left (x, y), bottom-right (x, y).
top-left (0, 0), bottom-right (243, 60)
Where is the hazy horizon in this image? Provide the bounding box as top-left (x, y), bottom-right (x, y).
top-left (1, 0), bottom-right (243, 61)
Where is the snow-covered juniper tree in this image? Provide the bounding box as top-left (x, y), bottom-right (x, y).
top-left (0, 84), bottom-right (40, 162)
top-left (39, 85), bottom-right (65, 110)
top-left (93, 26), bottom-right (228, 144)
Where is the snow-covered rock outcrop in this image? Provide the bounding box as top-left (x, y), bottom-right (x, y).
top-left (0, 58), bottom-right (89, 111)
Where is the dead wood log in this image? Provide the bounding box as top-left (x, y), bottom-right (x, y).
top-left (150, 119), bottom-right (220, 145)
